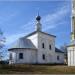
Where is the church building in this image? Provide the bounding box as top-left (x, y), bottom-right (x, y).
top-left (8, 14), bottom-right (64, 64)
top-left (67, 0), bottom-right (75, 66)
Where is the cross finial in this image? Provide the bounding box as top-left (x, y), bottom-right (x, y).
top-left (37, 8), bottom-right (40, 16)
top-left (38, 10), bottom-right (39, 16)
top-left (36, 9), bottom-right (41, 21)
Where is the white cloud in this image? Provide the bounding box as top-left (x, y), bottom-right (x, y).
top-left (42, 4), bottom-right (70, 31)
top-left (21, 2), bottom-right (70, 32)
top-left (5, 30), bottom-right (34, 47)
top-left (5, 2), bottom-right (70, 47)
top-left (21, 19), bottom-right (35, 30)
top-left (5, 33), bottom-right (25, 46)
top-left (43, 21), bottom-right (67, 31)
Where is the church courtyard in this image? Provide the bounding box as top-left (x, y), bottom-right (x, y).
top-left (0, 64), bottom-right (75, 74)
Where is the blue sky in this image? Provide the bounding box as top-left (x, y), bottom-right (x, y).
top-left (0, 1), bottom-right (71, 59)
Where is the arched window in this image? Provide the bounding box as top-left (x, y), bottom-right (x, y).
top-left (42, 43), bottom-right (45, 48)
top-left (10, 53), bottom-right (12, 60)
top-left (42, 54), bottom-right (45, 60)
top-left (49, 45), bottom-right (51, 50)
top-left (19, 53), bottom-right (23, 59)
top-left (57, 56), bottom-right (59, 60)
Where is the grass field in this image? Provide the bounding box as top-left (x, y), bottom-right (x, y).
top-left (0, 64), bottom-right (75, 74)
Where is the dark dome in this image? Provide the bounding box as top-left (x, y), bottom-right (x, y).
top-left (36, 15), bottom-right (41, 21)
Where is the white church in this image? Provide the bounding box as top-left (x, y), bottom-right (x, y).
top-left (8, 14), bottom-right (64, 64)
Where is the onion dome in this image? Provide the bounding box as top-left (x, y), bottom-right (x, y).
top-left (36, 15), bottom-right (41, 21)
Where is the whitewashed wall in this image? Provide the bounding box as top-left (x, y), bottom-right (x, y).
top-left (9, 51), bottom-right (16, 64)
top-left (37, 32), bottom-right (56, 63)
top-left (9, 31), bottom-right (64, 64)
top-left (55, 52), bottom-right (64, 63)
top-left (9, 49), bottom-right (37, 64)
top-left (67, 46), bottom-right (75, 66)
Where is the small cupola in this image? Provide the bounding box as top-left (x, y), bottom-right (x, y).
top-left (35, 13), bottom-right (42, 31)
top-left (36, 15), bottom-right (41, 21)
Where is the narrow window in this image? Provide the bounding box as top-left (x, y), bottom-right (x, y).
top-left (42, 54), bottom-right (45, 60)
top-left (19, 53), bottom-right (23, 59)
top-left (42, 43), bottom-right (45, 48)
top-left (10, 53), bottom-right (12, 60)
top-left (57, 56), bottom-right (59, 60)
top-left (49, 45), bottom-right (51, 50)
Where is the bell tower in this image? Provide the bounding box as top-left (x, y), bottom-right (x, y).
top-left (67, 0), bottom-right (75, 66)
top-left (71, 16), bottom-right (75, 42)
top-left (71, 1), bottom-right (75, 42)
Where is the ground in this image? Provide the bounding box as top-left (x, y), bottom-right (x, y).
top-left (0, 64), bottom-right (75, 74)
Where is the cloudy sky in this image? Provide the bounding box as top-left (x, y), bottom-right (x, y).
top-left (0, 0), bottom-right (71, 59)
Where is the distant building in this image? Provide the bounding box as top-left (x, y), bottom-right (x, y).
top-left (8, 14), bottom-right (64, 64)
top-left (67, 0), bottom-right (75, 66)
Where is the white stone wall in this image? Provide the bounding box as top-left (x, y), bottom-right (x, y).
top-left (67, 46), bottom-right (75, 66)
top-left (9, 51), bottom-right (16, 64)
top-left (55, 52), bottom-right (64, 63)
top-left (27, 32), bottom-right (64, 64)
top-left (37, 32), bottom-right (56, 63)
top-left (9, 49), bottom-right (37, 64)
top-left (9, 31), bottom-right (64, 64)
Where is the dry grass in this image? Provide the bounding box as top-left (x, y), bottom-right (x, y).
top-left (0, 64), bottom-right (75, 74)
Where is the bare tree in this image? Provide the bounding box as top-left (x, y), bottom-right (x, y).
top-left (0, 29), bottom-right (5, 61)
top-left (60, 43), bottom-right (67, 64)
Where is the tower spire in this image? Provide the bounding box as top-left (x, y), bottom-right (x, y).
top-left (71, 1), bottom-right (75, 43)
top-left (35, 12), bottom-right (42, 31)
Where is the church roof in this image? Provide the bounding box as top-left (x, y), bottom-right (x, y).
top-left (8, 37), bottom-right (36, 50)
top-left (8, 31), bottom-right (56, 50)
top-left (67, 44), bottom-right (75, 47)
top-left (55, 48), bottom-right (64, 53)
top-left (25, 31), bottom-right (56, 38)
